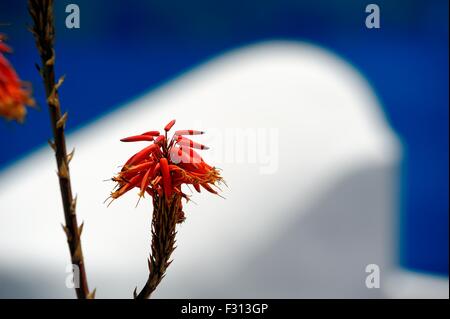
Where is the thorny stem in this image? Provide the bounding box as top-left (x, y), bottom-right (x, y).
top-left (136, 195), bottom-right (180, 299)
top-left (28, 0), bottom-right (91, 299)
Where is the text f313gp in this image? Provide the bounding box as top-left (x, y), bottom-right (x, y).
top-left (181, 303), bottom-right (269, 316)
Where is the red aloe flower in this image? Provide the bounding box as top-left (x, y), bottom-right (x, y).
top-left (110, 119), bottom-right (223, 222)
top-left (110, 120), bottom-right (223, 298)
top-left (0, 34), bottom-right (35, 122)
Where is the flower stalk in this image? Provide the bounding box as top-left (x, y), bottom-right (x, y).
top-left (135, 194), bottom-right (180, 299)
top-left (28, 0), bottom-right (91, 299)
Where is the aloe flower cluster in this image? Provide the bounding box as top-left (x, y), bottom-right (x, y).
top-left (110, 120), bottom-right (223, 298)
top-left (110, 119), bottom-right (223, 222)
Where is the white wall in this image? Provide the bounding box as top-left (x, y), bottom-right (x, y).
top-left (0, 41), bottom-right (401, 298)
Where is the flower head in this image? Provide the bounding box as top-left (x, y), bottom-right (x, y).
top-left (0, 34), bottom-right (35, 122)
top-left (110, 119), bottom-right (223, 222)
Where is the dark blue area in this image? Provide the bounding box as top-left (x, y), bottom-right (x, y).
top-left (0, 0), bottom-right (448, 275)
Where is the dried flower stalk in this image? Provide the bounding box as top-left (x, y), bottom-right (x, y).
top-left (28, 0), bottom-right (92, 299)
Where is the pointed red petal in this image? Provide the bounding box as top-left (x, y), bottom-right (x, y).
top-left (159, 158), bottom-right (172, 199)
top-left (176, 136), bottom-right (209, 150)
top-left (120, 135), bottom-right (154, 142)
top-left (164, 119), bottom-right (176, 131)
top-left (142, 130), bottom-right (160, 136)
top-left (174, 130), bottom-right (204, 136)
top-left (127, 144), bottom-right (159, 166)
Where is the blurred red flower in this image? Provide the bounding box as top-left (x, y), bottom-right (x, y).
top-left (0, 34), bottom-right (34, 122)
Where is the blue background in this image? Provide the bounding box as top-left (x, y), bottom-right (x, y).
top-left (0, 0), bottom-right (448, 275)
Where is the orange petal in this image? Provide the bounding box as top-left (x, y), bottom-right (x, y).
top-left (139, 168), bottom-right (153, 196)
top-left (193, 183), bottom-right (201, 193)
top-left (201, 183), bottom-right (218, 194)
